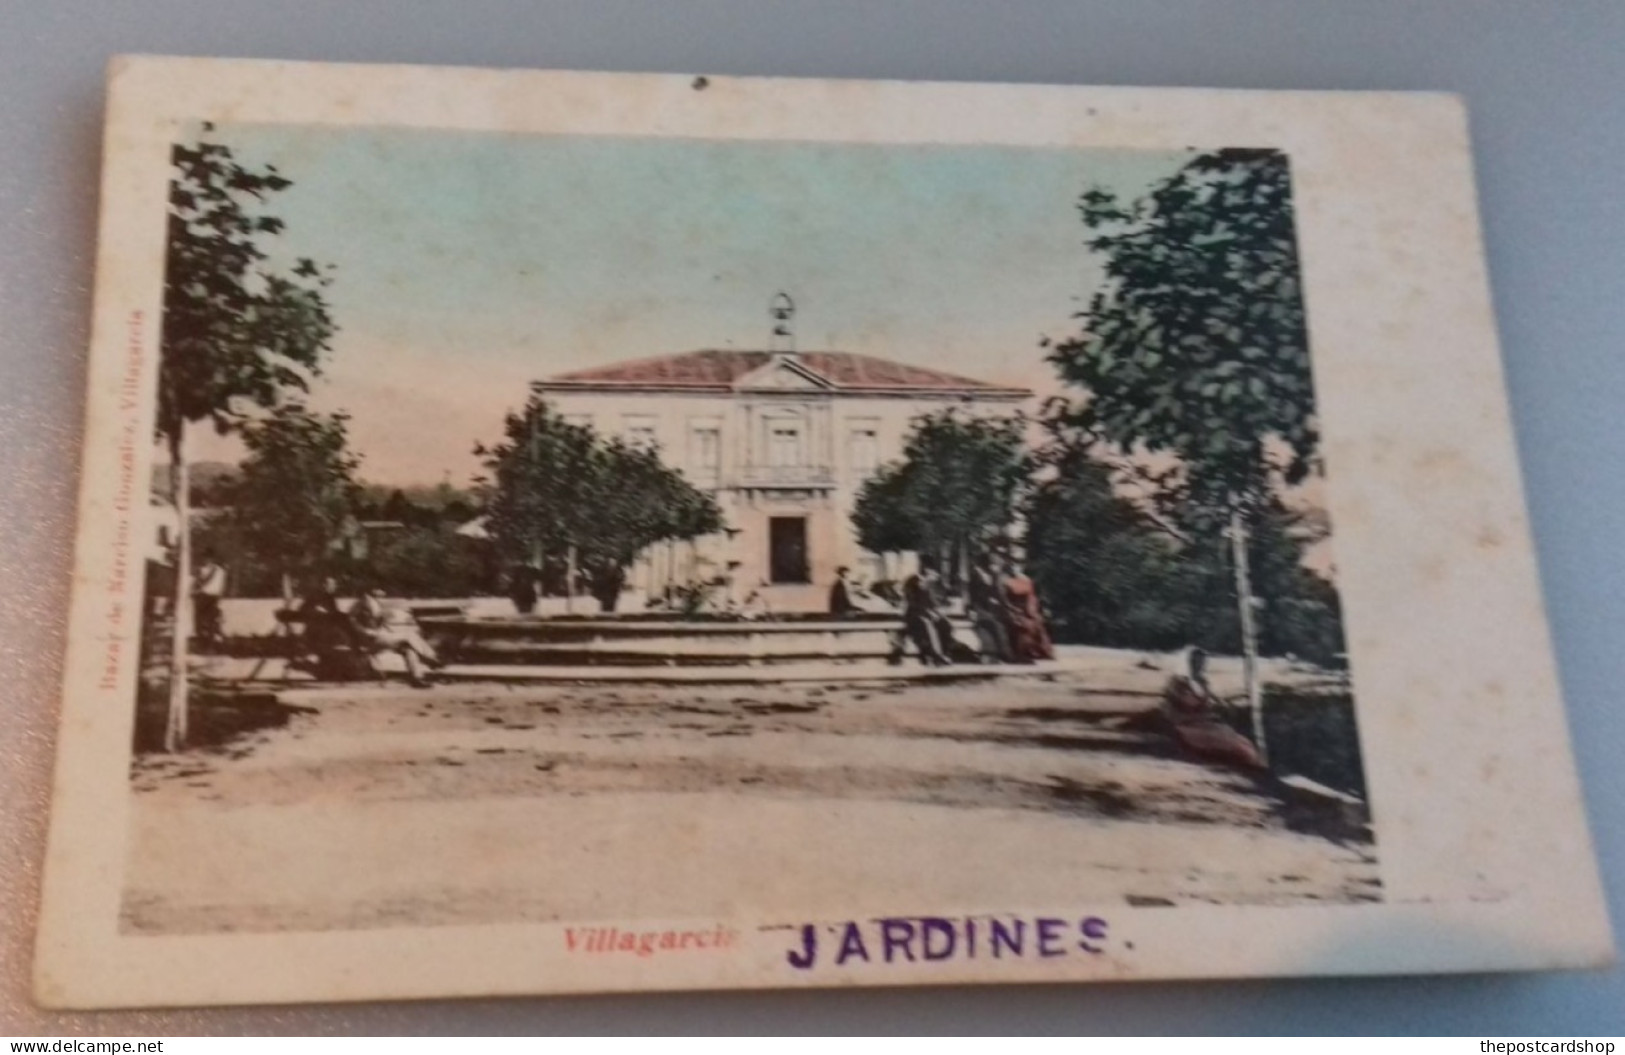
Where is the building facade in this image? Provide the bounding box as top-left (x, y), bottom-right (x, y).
top-left (532, 300), bottom-right (1032, 611)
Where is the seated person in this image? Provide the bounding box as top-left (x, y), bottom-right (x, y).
top-left (350, 589), bottom-right (443, 687)
top-left (1159, 647), bottom-right (1263, 770)
top-left (292, 576), bottom-right (365, 677)
top-left (829, 566), bottom-right (858, 617)
top-left (901, 561), bottom-right (950, 666)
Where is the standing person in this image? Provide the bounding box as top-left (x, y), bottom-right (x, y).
top-left (828, 566), bottom-right (858, 618)
top-left (1000, 554), bottom-right (1054, 663)
top-left (967, 557), bottom-right (1011, 664)
top-left (191, 550), bottom-right (228, 650)
top-left (901, 559), bottom-right (949, 666)
top-left (509, 564), bottom-right (539, 615)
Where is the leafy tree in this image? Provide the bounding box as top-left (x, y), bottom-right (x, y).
top-left (221, 405), bottom-right (360, 595)
top-left (575, 438), bottom-right (725, 611)
top-left (1027, 444), bottom-right (1346, 666)
top-left (848, 466), bottom-right (915, 560)
top-left (1051, 148), bottom-right (1313, 511)
top-left (199, 478), bottom-right (497, 598)
top-left (156, 129), bottom-right (336, 751)
top-left (380, 489), bottom-right (415, 525)
top-left (1234, 499), bottom-right (1345, 666)
top-left (1048, 148), bottom-right (1318, 758)
top-left (478, 397), bottom-right (723, 612)
top-left (364, 524), bottom-right (494, 598)
top-left (851, 410), bottom-right (1032, 588)
top-left (477, 400), bottom-right (597, 581)
top-left (1026, 448), bottom-right (1192, 648)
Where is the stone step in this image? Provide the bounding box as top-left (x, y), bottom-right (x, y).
top-left (434, 660), bottom-right (1060, 684)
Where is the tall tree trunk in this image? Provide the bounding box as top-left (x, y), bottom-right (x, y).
top-left (164, 426), bottom-right (191, 753)
top-left (528, 416), bottom-right (544, 598)
top-left (1229, 508), bottom-right (1267, 764)
top-left (565, 545), bottom-right (577, 615)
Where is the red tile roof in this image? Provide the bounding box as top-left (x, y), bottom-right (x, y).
top-left (537, 350), bottom-right (1031, 397)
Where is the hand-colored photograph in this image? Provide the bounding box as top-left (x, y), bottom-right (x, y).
top-left (120, 122), bottom-right (1376, 936)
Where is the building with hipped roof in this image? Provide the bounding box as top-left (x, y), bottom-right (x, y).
top-left (531, 295), bottom-right (1032, 611)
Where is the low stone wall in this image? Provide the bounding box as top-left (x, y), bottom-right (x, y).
top-left (423, 616), bottom-right (979, 667)
top-left (215, 596), bottom-right (586, 637)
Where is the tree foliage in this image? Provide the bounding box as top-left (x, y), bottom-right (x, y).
top-left (1025, 448), bottom-right (1193, 647)
top-left (851, 410), bottom-right (1032, 579)
top-left (1048, 148), bottom-right (1313, 524)
top-left (196, 479), bottom-right (497, 598)
top-left (477, 400), bottom-right (595, 567)
top-left (1026, 445), bottom-right (1345, 665)
top-left (478, 398), bottom-right (723, 611)
top-left (361, 525), bottom-right (494, 599)
top-left (1035, 149), bottom-right (1345, 677)
top-left (221, 404), bottom-right (360, 586)
top-left (159, 130), bottom-right (337, 443)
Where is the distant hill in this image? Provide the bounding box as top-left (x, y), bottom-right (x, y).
top-left (148, 461), bottom-right (240, 504)
top-left (357, 482), bottom-right (481, 513)
top-left (148, 461), bottom-right (479, 515)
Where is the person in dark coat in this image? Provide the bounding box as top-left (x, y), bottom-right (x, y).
top-left (294, 575), bottom-right (363, 677)
top-left (901, 560), bottom-right (949, 666)
top-left (828, 566), bottom-right (858, 617)
top-left (509, 565), bottom-right (539, 615)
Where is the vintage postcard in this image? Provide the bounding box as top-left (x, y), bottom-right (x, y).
top-left (34, 56), bottom-right (1612, 1008)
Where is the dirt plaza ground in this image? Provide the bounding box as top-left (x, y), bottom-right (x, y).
top-left (122, 653), bottom-right (1380, 935)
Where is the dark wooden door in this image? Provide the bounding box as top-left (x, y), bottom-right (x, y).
top-left (769, 517), bottom-right (809, 584)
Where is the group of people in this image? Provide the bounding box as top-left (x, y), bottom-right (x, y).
top-left (830, 555), bottom-right (1055, 667)
top-left (291, 577), bottom-right (443, 687)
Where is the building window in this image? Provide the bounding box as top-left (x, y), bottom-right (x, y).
top-left (769, 424), bottom-right (803, 467)
top-left (690, 426), bottom-right (721, 473)
top-left (624, 415), bottom-right (658, 450)
top-left (848, 426), bottom-right (879, 475)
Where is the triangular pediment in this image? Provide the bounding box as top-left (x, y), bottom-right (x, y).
top-left (733, 355), bottom-right (835, 392)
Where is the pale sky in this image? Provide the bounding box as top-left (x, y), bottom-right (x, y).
top-left (186, 124), bottom-right (1194, 485)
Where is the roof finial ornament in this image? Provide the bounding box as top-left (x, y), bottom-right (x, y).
top-left (770, 291), bottom-right (796, 355)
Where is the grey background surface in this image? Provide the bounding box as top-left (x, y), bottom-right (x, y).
top-left (1, 0), bottom-right (1620, 1036)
